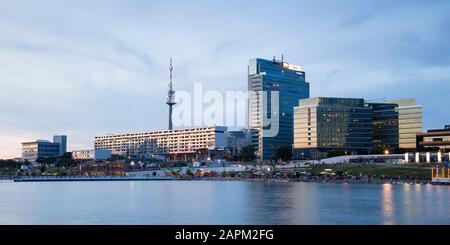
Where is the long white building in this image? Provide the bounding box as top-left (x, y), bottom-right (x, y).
top-left (94, 126), bottom-right (227, 160)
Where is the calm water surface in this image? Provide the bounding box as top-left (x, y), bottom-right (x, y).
top-left (0, 180), bottom-right (449, 224)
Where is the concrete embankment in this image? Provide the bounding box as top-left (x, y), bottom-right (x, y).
top-left (13, 176), bottom-right (176, 182)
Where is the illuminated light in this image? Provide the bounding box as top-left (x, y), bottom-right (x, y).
top-left (282, 62), bottom-right (302, 71)
top-left (384, 149), bottom-right (389, 155)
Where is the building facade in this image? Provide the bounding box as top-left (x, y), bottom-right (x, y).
top-left (94, 126), bottom-right (227, 160)
top-left (72, 149), bottom-right (112, 160)
top-left (294, 97), bottom-right (373, 158)
top-left (416, 126), bottom-right (450, 152)
top-left (21, 135), bottom-right (67, 162)
top-left (367, 99), bottom-right (422, 152)
top-left (248, 57), bottom-right (309, 160)
top-left (366, 103), bottom-right (399, 152)
top-left (22, 140), bottom-right (61, 162)
top-left (226, 130), bottom-right (251, 160)
top-left (53, 135), bottom-right (67, 156)
top-left (385, 99), bottom-right (422, 150)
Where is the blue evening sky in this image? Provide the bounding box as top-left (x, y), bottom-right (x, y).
top-left (0, 0), bottom-right (449, 158)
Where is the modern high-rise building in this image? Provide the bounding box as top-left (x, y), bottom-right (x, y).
top-left (293, 97), bottom-right (423, 158)
top-left (366, 103), bottom-right (399, 152)
top-left (293, 97), bottom-right (373, 158)
top-left (366, 99), bottom-right (422, 152)
top-left (53, 135), bottom-right (67, 156)
top-left (94, 126), bottom-right (227, 160)
top-left (384, 99), bottom-right (422, 150)
top-left (248, 57), bottom-right (309, 160)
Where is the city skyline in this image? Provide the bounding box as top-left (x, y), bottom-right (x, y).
top-left (1, 0), bottom-right (450, 158)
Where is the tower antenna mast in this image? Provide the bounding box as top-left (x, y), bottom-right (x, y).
top-left (166, 58), bottom-right (176, 130)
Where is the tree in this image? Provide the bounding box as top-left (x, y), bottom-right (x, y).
top-left (270, 146), bottom-right (292, 162)
top-left (326, 150), bottom-right (347, 158)
top-left (238, 145), bottom-right (257, 162)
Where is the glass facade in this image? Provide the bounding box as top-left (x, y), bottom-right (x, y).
top-left (367, 103), bottom-right (399, 152)
top-left (385, 99), bottom-right (422, 149)
top-left (417, 127), bottom-right (450, 152)
top-left (294, 97), bottom-right (373, 157)
top-left (248, 58), bottom-right (309, 160)
top-left (22, 140), bottom-right (61, 162)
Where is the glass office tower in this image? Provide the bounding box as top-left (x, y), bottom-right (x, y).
top-left (384, 99), bottom-right (422, 150)
top-left (53, 135), bottom-right (67, 156)
top-left (293, 97), bottom-right (373, 158)
top-left (248, 57), bottom-right (309, 160)
top-left (366, 103), bottom-right (399, 152)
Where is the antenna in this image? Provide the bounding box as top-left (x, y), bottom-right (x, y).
top-left (166, 57), bottom-right (176, 130)
top-left (169, 57), bottom-right (173, 91)
top-left (281, 54), bottom-right (284, 63)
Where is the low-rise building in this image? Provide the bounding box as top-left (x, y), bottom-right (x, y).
top-left (72, 149), bottom-right (112, 160)
top-left (22, 135), bottom-right (67, 162)
top-left (79, 160), bottom-right (127, 176)
top-left (416, 126), bottom-right (450, 152)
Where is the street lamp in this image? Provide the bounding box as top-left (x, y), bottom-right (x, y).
top-left (384, 149), bottom-right (389, 155)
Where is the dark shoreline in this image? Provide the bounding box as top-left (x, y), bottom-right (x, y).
top-left (3, 175), bottom-right (445, 185)
top-left (188, 176), bottom-right (435, 185)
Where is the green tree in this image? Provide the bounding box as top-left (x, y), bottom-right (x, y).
top-left (270, 146), bottom-right (292, 162)
top-left (238, 145), bottom-right (257, 162)
top-left (326, 150), bottom-right (347, 158)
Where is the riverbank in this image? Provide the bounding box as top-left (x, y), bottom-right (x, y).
top-left (188, 176), bottom-right (434, 185)
top-left (13, 176), bottom-right (175, 182)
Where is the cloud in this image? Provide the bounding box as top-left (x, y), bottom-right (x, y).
top-left (0, 0), bottom-right (449, 158)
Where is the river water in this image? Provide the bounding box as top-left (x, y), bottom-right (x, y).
top-left (0, 180), bottom-right (448, 224)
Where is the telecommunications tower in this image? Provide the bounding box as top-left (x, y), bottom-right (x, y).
top-left (166, 58), bottom-right (176, 130)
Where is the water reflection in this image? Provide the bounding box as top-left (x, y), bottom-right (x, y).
top-left (0, 181), bottom-right (449, 224)
top-left (381, 184), bottom-right (394, 224)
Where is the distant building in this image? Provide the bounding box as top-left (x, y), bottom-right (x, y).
top-left (72, 149), bottom-right (112, 160)
top-left (294, 97), bottom-right (373, 159)
top-left (384, 99), bottom-right (422, 150)
top-left (367, 99), bottom-right (422, 152)
top-left (445, 125), bottom-right (450, 130)
top-left (248, 57), bottom-right (309, 160)
top-left (53, 135), bottom-right (67, 156)
top-left (22, 140), bottom-right (61, 162)
top-left (79, 160), bottom-right (127, 176)
top-left (226, 130), bottom-right (251, 159)
top-left (94, 126), bottom-right (227, 161)
top-left (366, 102), bottom-right (399, 152)
top-left (21, 135), bottom-right (67, 162)
top-left (416, 126), bottom-right (450, 152)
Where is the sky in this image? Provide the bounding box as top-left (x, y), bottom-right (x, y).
top-left (0, 0), bottom-right (449, 159)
